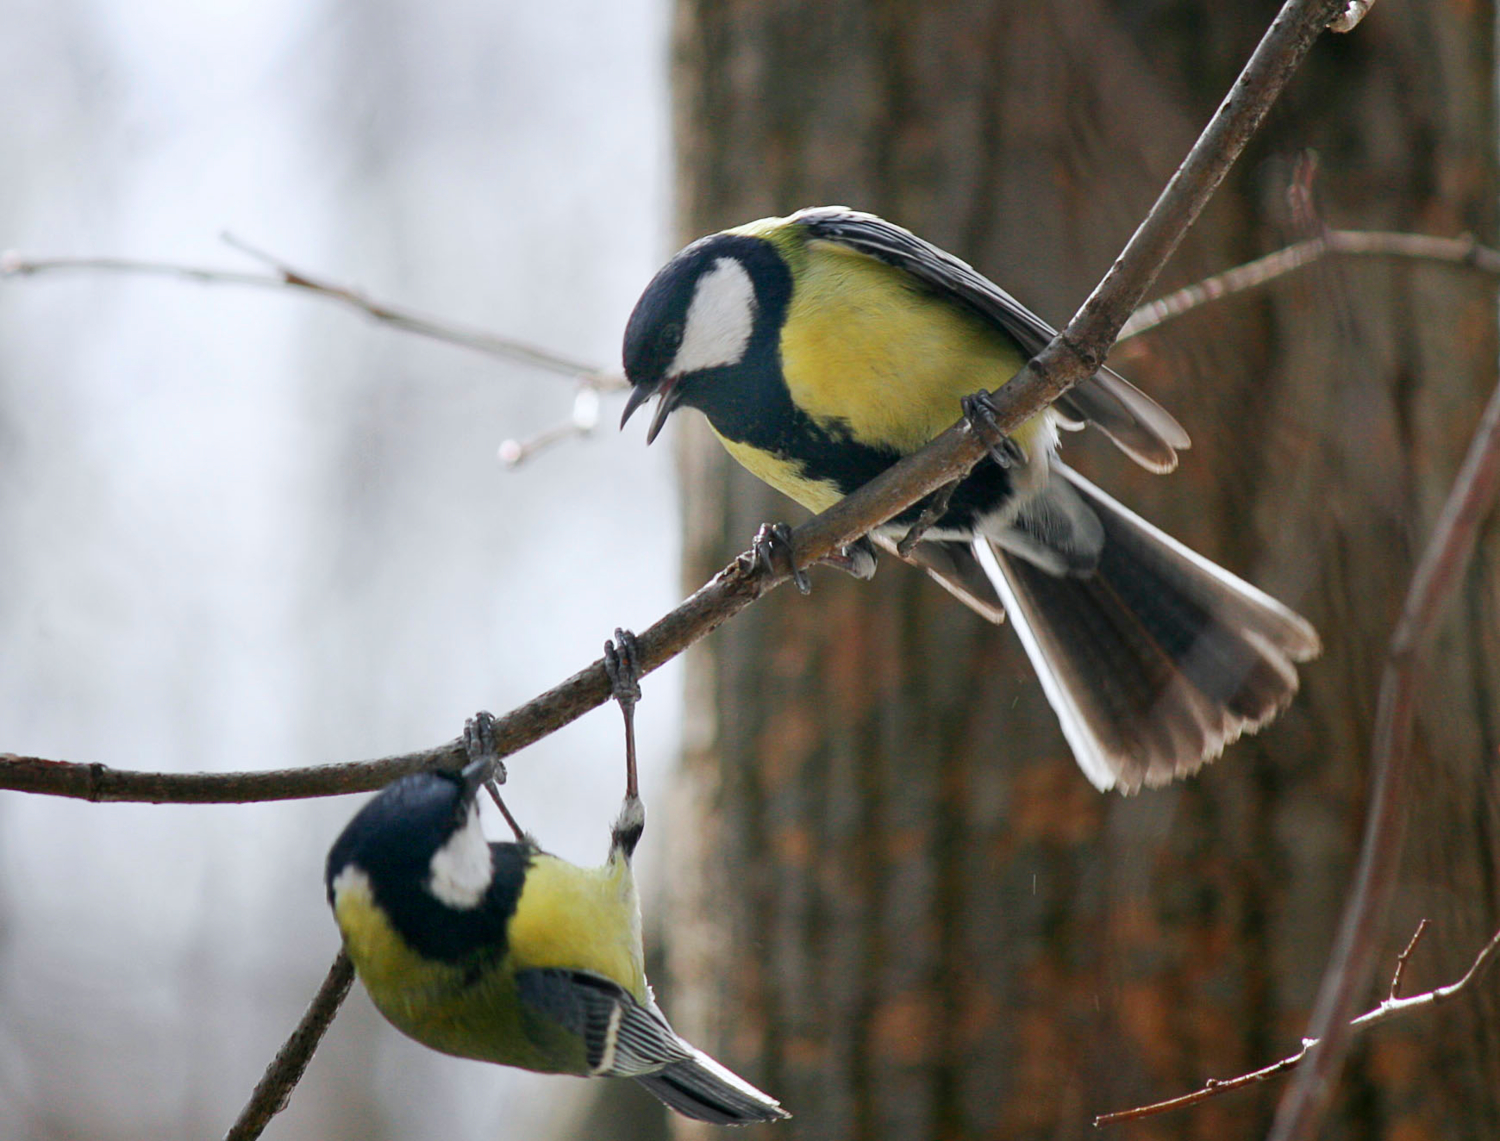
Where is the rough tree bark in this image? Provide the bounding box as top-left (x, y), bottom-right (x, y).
top-left (665, 3), bottom-right (1500, 1139)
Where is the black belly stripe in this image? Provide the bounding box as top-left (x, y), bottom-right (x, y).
top-left (681, 354), bottom-right (1017, 534)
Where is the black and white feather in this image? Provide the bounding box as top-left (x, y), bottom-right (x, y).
top-left (794, 206), bottom-right (1191, 472)
top-left (517, 968), bottom-right (789, 1125)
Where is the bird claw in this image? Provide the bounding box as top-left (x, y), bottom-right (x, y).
top-left (603, 628), bottom-right (643, 711)
top-left (819, 535), bottom-right (878, 581)
top-left (462, 710), bottom-right (506, 785)
top-left (961, 391), bottom-right (1026, 468)
top-left (752, 522), bottom-right (811, 594)
top-left (897, 480), bottom-right (959, 555)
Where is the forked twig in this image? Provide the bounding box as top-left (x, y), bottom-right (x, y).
top-left (1267, 367), bottom-right (1500, 1141)
top-left (1096, 924), bottom-right (1500, 1127)
top-left (1388, 918), bottom-right (1431, 1001)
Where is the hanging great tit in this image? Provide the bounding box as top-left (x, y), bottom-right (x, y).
top-left (620, 206), bottom-right (1320, 793)
top-left (325, 632), bottom-right (789, 1125)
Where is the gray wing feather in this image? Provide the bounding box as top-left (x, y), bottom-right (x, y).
top-left (792, 206), bottom-right (1190, 473)
top-left (516, 968), bottom-right (790, 1123)
top-left (516, 968), bottom-right (689, 1076)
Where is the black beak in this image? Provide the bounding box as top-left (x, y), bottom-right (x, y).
top-left (620, 377), bottom-right (682, 445)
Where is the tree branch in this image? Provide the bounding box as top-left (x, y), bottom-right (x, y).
top-left (0, 0), bottom-right (1344, 806)
top-left (1095, 924), bottom-right (1500, 1127)
top-left (0, 240), bottom-right (623, 390)
top-left (1388, 917), bottom-right (1431, 1001)
top-left (223, 951), bottom-right (355, 1141)
top-left (1121, 230), bottom-right (1500, 338)
top-left (1267, 367), bottom-right (1500, 1141)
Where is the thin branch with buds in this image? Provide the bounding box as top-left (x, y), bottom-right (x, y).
top-left (0, 239), bottom-right (624, 390)
top-left (1095, 923), bottom-right (1500, 1127)
top-left (1388, 918), bottom-right (1431, 1001)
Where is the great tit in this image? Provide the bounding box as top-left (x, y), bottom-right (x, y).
top-left (325, 633), bottom-right (789, 1125)
top-left (620, 206), bottom-right (1320, 792)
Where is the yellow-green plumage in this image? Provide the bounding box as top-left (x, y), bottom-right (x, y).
top-left (331, 849), bottom-right (642, 1075)
top-left (720, 216), bottom-right (1050, 515)
top-left (325, 744), bottom-right (789, 1123)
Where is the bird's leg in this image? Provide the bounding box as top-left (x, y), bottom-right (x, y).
top-left (751, 522), bottom-right (812, 594)
top-left (603, 628), bottom-right (643, 801)
top-left (603, 628), bottom-right (646, 856)
top-left (464, 710), bottom-right (527, 843)
top-left (961, 391), bottom-right (1027, 469)
top-left (897, 480), bottom-right (959, 556)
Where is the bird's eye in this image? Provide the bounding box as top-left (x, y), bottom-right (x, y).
top-left (659, 320), bottom-right (683, 348)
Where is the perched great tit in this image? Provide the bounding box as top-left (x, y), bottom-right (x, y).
top-left (325, 633), bottom-right (789, 1125)
top-left (621, 206), bottom-right (1320, 792)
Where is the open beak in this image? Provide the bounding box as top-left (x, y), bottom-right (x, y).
top-left (620, 377), bottom-right (682, 445)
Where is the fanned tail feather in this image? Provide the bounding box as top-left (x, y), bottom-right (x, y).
top-left (972, 463), bottom-right (1319, 791)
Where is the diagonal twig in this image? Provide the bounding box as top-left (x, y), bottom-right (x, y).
top-left (19, 225), bottom-right (1497, 472)
top-left (1268, 369), bottom-right (1500, 1141)
top-left (223, 951), bottom-right (355, 1141)
top-left (1388, 918), bottom-right (1431, 1001)
top-left (1096, 923), bottom-right (1500, 1127)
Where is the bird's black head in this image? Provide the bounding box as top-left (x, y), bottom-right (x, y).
top-left (620, 231), bottom-right (792, 444)
top-left (326, 764), bottom-right (529, 964)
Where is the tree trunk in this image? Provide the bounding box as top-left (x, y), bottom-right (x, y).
top-left (666, 3), bottom-right (1500, 1139)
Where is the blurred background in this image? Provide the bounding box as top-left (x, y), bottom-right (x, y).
top-left (5, 2), bottom-right (1500, 1141)
top-left (0, 1), bottom-right (677, 1138)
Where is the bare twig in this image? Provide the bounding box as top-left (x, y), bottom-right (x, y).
top-left (1268, 378), bottom-right (1500, 1141)
top-left (223, 951), bottom-right (355, 1141)
top-left (1388, 918), bottom-right (1431, 1001)
top-left (0, 0), bottom-right (1343, 807)
top-left (0, 242), bottom-right (624, 390)
top-left (497, 387), bottom-right (601, 466)
top-left (1096, 924), bottom-right (1500, 1127)
top-left (1120, 231), bottom-right (1500, 339)
top-left (0, 748), bottom-right (463, 802)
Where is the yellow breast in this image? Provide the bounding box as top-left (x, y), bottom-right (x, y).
top-left (781, 239), bottom-right (1043, 454)
top-left (506, 852), bottom-right (647, 1002)
top-left (332, 866), bottom-right (475, 1040)
top-left (712, 428), bottom-right (846, 513)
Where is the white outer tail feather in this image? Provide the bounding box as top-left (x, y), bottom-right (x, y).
top-left (972, 537), bottom-right (1119, 791)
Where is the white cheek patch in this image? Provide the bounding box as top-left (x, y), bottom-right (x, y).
top-left (667, 257), bottom-right (756, 377)
top-left (427, 805), bottom-right (494, 910)
top-left (330, 864), bottom-right (373, 907)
